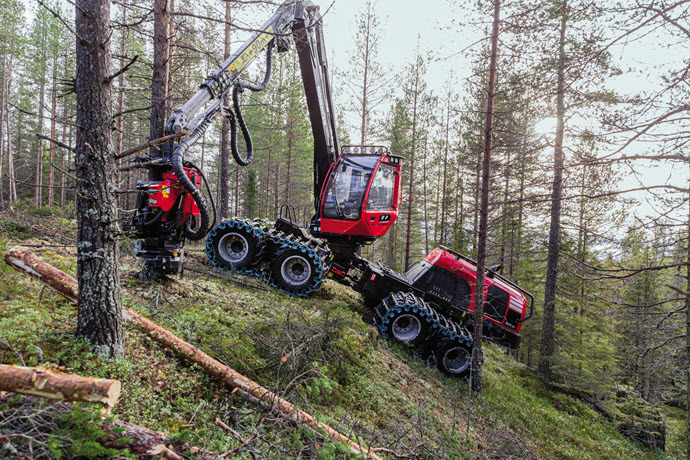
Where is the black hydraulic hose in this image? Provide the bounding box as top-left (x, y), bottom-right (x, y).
top-left (228, 41), bottom-right (274, 167)
top-left (184, 160), bottom-right (217, 232)
top-left (239, 40), bottom-right (273, 92)
top-left (171, 105), bottom-right (220, 241)
top-left (142, 209), bottom-right (164, 227)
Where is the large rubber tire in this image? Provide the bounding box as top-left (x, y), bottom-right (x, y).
top-left (270, 247), bottom-right (320, 292)
top-left (209, 224), bottom-right (263, 269)
top-left (435, 341), bottom-right (473, 379)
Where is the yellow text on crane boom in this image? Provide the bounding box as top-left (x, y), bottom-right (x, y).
top-left (226, 26), bottom-right (274, 75)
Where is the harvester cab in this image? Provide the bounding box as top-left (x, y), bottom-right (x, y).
top-left (311, 145), bottom-right (403, 242)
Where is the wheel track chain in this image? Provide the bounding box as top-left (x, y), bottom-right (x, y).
top-left (205, 217), bottom-right (328, 297)
top-left (375, 292), bottom-right (472, 346)
top-left (374, 291), bottom-right (474, 380)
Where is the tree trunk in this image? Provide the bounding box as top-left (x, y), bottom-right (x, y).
top-left (142, 0), bottom-right (170, 281)
top-left (74, 0), bottom-right (124, 357)
top-left (538, 0), bottom-right (567, 384)
top-left (115, 0), bottom-right (128, 211)
top-left (440, 91), bottom-right (451, 246)
top-left (35, 17), bottom-right (48, 207)
top-left (422, 124), bottom-right (429, 254)
top-left (471, 0), bottom-right (500, 394)
top-left (404, 67), bottom-right (419, 271)
top-left (48, 48), bottom-right (58, 208)
top-left (0, 364), bottom-right (120, 408)
top-left (0, 48), bottom-right (6, 208)
top-left (219, 0), bottom-right (232, 219)
top-left (149, 0), bottom-right (169, 158)
top-left (6, 52), bottom-right (17, 204)
top-left (685, 196), bottom-right (689, 460)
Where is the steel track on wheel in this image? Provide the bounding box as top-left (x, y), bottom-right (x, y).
top-left (375, 291), bottom-right (474, 380)
top-left (205, 218), bottom-right (328, 297)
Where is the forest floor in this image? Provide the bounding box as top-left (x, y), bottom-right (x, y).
top-left (0, 208), bottom-right (686, 459)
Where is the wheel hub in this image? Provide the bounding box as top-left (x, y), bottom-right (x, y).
top-left (442, 347), bottom-right (471, 374)
top-left (281, 255), bottom-right (311, 287)
top-left (218, 232), bottom-right (249, 264)
top-left (391, 314), bottom-right (422, 342)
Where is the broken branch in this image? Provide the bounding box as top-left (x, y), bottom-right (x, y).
top-left (114, 132), bottom-right (185, 160)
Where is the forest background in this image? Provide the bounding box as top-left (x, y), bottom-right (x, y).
top-left (0, 0), bottom-right (688, 455)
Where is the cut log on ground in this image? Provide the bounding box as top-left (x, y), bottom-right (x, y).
top-left (0, 391), bottom-right (217, 459)
top-left (4, 246), bottom-right (383, 460)
top-left (0, 364), bottom-right (120, 409)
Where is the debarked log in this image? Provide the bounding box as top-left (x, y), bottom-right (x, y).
top-left (0, 364), bottom-right (120, 408)
top-left (3, 246), bottom-right (383, 460)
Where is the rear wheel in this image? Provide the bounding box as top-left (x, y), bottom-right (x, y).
top-left (375, 292), bottom-right (433, 347)
top-left (436, 341), bottom-right (472, 378)
top-left (208, 222), bottom-right (263, 269)
top-left (270, 247), bottom-right (320, 292)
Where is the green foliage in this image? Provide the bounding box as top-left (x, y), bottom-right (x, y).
top-left (55, 406), bottom-right (135, 459)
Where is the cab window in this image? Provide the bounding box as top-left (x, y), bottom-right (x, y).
top-left (366, 163), bottom-right (396, 211)
top-left (323, 155), bottom-right (378, 220)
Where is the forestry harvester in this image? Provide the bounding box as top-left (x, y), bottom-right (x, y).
top-left (125, 0), bottom-right (533, 379)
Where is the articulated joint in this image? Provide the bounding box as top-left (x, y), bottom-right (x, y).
top-left (201, 68), bottom-right (233, 99)
top-left (165, 110), bottom-right (188, 135)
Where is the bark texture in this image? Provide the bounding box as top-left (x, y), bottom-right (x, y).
top-left (74, 0), bottom-right (124, 357)
top-left (471, 0), bottom-right (500, 394)
top-left (538, 0), bottom-right (567, 384)
top-left (4, 248), bottom-right (383, 460)
top-left (219, 0), bottom-right (232, 219)
top-left (0, 365), bottom-right (120, 408)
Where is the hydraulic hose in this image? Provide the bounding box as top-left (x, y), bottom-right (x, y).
top-left (227, 41), bottom-right (274, 166)
top-left (171, 104), bottom-right (220, 240)
top-left (184, 160), bottom-right (217, 234)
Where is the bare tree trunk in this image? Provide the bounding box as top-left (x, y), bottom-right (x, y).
top-left (6, 53), bottom-right (17, 204)
top-left (74, 0), bottom-right (124, 357)
top-left (404, 66), bottom-right (420, 271)
top-left (0, 48), bottom-right (6, 208)
top-left (440, 91), bottom-right (451, 246)
top-left (538, 0), bottom-right (567, 384)
top-left (166, 0), bottom-right (175, 121)
top-left (219, 0), bottom-right (232, 219)
top-left (149, 0), bottom-right (169, 158)
top-left (472, 0), bottom-right (500, 394)
top-left (685, 195), bottom-right (689, 460)
top-left (422, 125), bottom-right (429, 254)
top-left (60, 119), bottom-right (67, 207)
top-left (273, 163), bottom-right (280, 219)
top-left (48, 50), bottom-right (58, 207)
top-left (115, 0), bottom-right (128, 211)
top-left (35, 17), bottom-right (48, 207)
top-left (142, 0), bottom-right (170, 281)
top-left (265, 148), bottom-right (272, 218)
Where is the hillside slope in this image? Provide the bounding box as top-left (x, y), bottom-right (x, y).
top-left (0, 212), bottom-right (685, 459)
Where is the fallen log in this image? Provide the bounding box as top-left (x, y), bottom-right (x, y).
top-left (0, 364), bottom-right (120, 409)
top-left (4, 246), bottom-right (382, 460)
top-left (102, 418), bottom-right (217, 460)
top-left (0, 391), bottom-right (217, 459)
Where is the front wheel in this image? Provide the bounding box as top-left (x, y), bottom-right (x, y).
top-left (270, 247), bottom-right (321, 293)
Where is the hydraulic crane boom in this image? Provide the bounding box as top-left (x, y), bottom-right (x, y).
top-left (128, 0), bottom-right (344, 272)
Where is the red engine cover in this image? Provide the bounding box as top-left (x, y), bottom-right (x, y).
top-left (425, 249), bottom-right (529, 334)
top-left (148, 167), bottom-right (201, 227)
